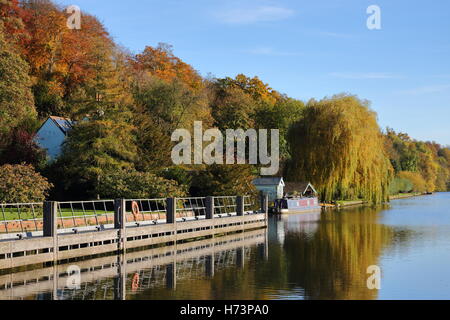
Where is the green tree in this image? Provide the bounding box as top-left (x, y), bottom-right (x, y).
top-left (190, 164), bottom-right (257, 197)
top-left (96, 169), bottom-right (187, 199)
top-left (254, 97), bottom-right (304, 159)
top-left (59, 108), bottom-right (137, 199)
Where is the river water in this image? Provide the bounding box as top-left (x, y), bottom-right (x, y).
top-left (1, 193), bottom-right (450, 300)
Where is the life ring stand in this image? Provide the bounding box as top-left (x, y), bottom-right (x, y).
top-left (131, 201), bottom-right (140, 221)
top-left (131, 273), bottom-right (140, 291)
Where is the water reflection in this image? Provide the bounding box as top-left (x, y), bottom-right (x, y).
top-left (0, 229), bottom-right (268, 300)
top-left (2, 193), bottom-right (450, 300)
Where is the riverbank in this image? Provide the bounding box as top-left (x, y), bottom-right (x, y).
top-left (320, 192), bottom-right (428, 208)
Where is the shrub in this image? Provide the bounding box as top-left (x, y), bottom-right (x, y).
top-left (389, 177), bottom-right (414, 195)
top-left (0, 164), bottom-right (53, 203)
top-left (189, 164), bottom-right (257, 197)
top-left (397, 171), bottom-right (427, 193)
top-left (96, 169), bottom-right (187, 199)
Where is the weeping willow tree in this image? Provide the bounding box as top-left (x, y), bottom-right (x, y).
top-left (286, 94), bottom-right (393, 204)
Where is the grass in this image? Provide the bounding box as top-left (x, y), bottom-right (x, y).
top-left (0, 208), bottom-right (114, 221)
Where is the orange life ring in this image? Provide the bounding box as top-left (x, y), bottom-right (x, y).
top-left (131, 273), bottom-right (140, 291)
top-left (131, 201), bottom-right (140, 220)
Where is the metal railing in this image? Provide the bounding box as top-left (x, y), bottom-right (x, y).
top-left (214, 196), bottom-right (237, 216)
top-left (0, 202), bottom-right (44, 234)
top-left (125, 199), bottom-right (167, 224)
top-left (0, 195), bottom-right (267, 235)
top-left (176, 197), bottom-right (207, 220)
top-left (56, 200), bottom-right (115, 230)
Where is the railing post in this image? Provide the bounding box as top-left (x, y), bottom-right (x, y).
top-left (166, 198), bottom-right (177, 224)
top-left (260, 193), bottom-right (269, 227)
top-left (236, 196), bottom-right (244, 216)
top-left (206, 196), bottom-right (214, 220)
top-left (43, 201), bottom-right (57, 237)
top-left (43, 201), bottom-right (58, 263)
top-left (260, 193), bottom-right (269, 214)
top-left (114, 199), bottom-right (126, 252)
top-left (114, 199), bottom-right (126, 229)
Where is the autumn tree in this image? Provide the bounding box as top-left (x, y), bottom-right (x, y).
top-left (133, 43), bottom-right (203, 91)
top-left (287, 94), bottom-right (393, 204)
top-left (0, 163), bottom-right (52, 203)
top-left (0, 22), bottom-right (36, 140)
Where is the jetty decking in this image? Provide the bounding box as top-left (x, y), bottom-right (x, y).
top-left (0, 195), bottom-right (268, 271)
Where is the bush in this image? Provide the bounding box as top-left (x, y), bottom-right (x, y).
top-left (96, 169), bottom-right (187, 199)
top-left (389, 177), bottom-right (414, 195)
top-left (190, 164), bottom-right (257, 197)
top-left (0, 164), bottom-right (53, 203)
top-left (398, 171), bottom-right (427, 193)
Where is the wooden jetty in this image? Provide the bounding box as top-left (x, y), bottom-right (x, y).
top-left (0, 196), bottom-right (268, 271)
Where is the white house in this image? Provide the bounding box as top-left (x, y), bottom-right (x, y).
top-left (253, 177), bottom-right (285, 202)
top-left (35, 116), bottom-right (73, 161)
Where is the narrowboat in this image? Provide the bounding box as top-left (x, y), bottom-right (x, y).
top-left (274, 197), bottom-right (321, 214)
top-left (273, 182), bottom-right (321, 214)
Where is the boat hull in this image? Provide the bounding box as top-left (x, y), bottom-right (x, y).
top-left (274, 197), bottom-right (321, 214)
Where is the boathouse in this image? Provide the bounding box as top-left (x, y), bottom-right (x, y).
top-left (35, 116), bottom-right (73, 161)
top-left (284, 182), bottom-right (318, 198)
top-left (253, 177), bottom-right (285, 202)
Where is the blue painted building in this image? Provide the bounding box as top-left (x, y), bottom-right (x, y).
top-left (35, 116), bottom-right (73, 161)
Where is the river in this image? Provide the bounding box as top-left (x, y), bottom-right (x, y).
top-left (1, 192), bottom-right (449, 300)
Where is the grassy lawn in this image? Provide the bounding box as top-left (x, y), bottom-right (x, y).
top-left (0, 208), bottom-right (114, 221)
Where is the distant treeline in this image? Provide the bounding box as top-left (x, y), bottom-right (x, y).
top-left (0, 0), bottom-right (449, 204)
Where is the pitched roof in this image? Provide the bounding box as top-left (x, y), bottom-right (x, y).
top-left (253, 177), bottom-right (285, 186)
top-left (49, 116), bottom-right (73, 135)
top-left (285, 182), bottom-right (318, 195)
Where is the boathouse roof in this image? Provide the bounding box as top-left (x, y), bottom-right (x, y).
top-left (284, 182), bottom-right (318, 196)
top-left (253, 177), bottom-right (285, 186)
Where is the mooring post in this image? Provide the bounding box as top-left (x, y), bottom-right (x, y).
top-left (166, 198), bottom-right (176, 224)
top-left (44, 201), bottom-right (58, 263)
top-left (236, 196), bottom-right (244, 216)
top-left (167, 198), bottom-right (177, 243)
top-left (260, 193), bottom-right (269, 226)
top-left (44, 201), bottom-right (57, 237)
top-left (114, 199), bottom-right (126, 252)
top-left (206, 196), bottom-right (214, 220)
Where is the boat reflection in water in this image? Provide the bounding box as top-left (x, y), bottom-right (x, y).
top-left (269, 211), bottom-right (322, 245)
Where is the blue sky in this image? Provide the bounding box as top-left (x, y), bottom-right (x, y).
top-left (58, 0), bottom-right (450, 145)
